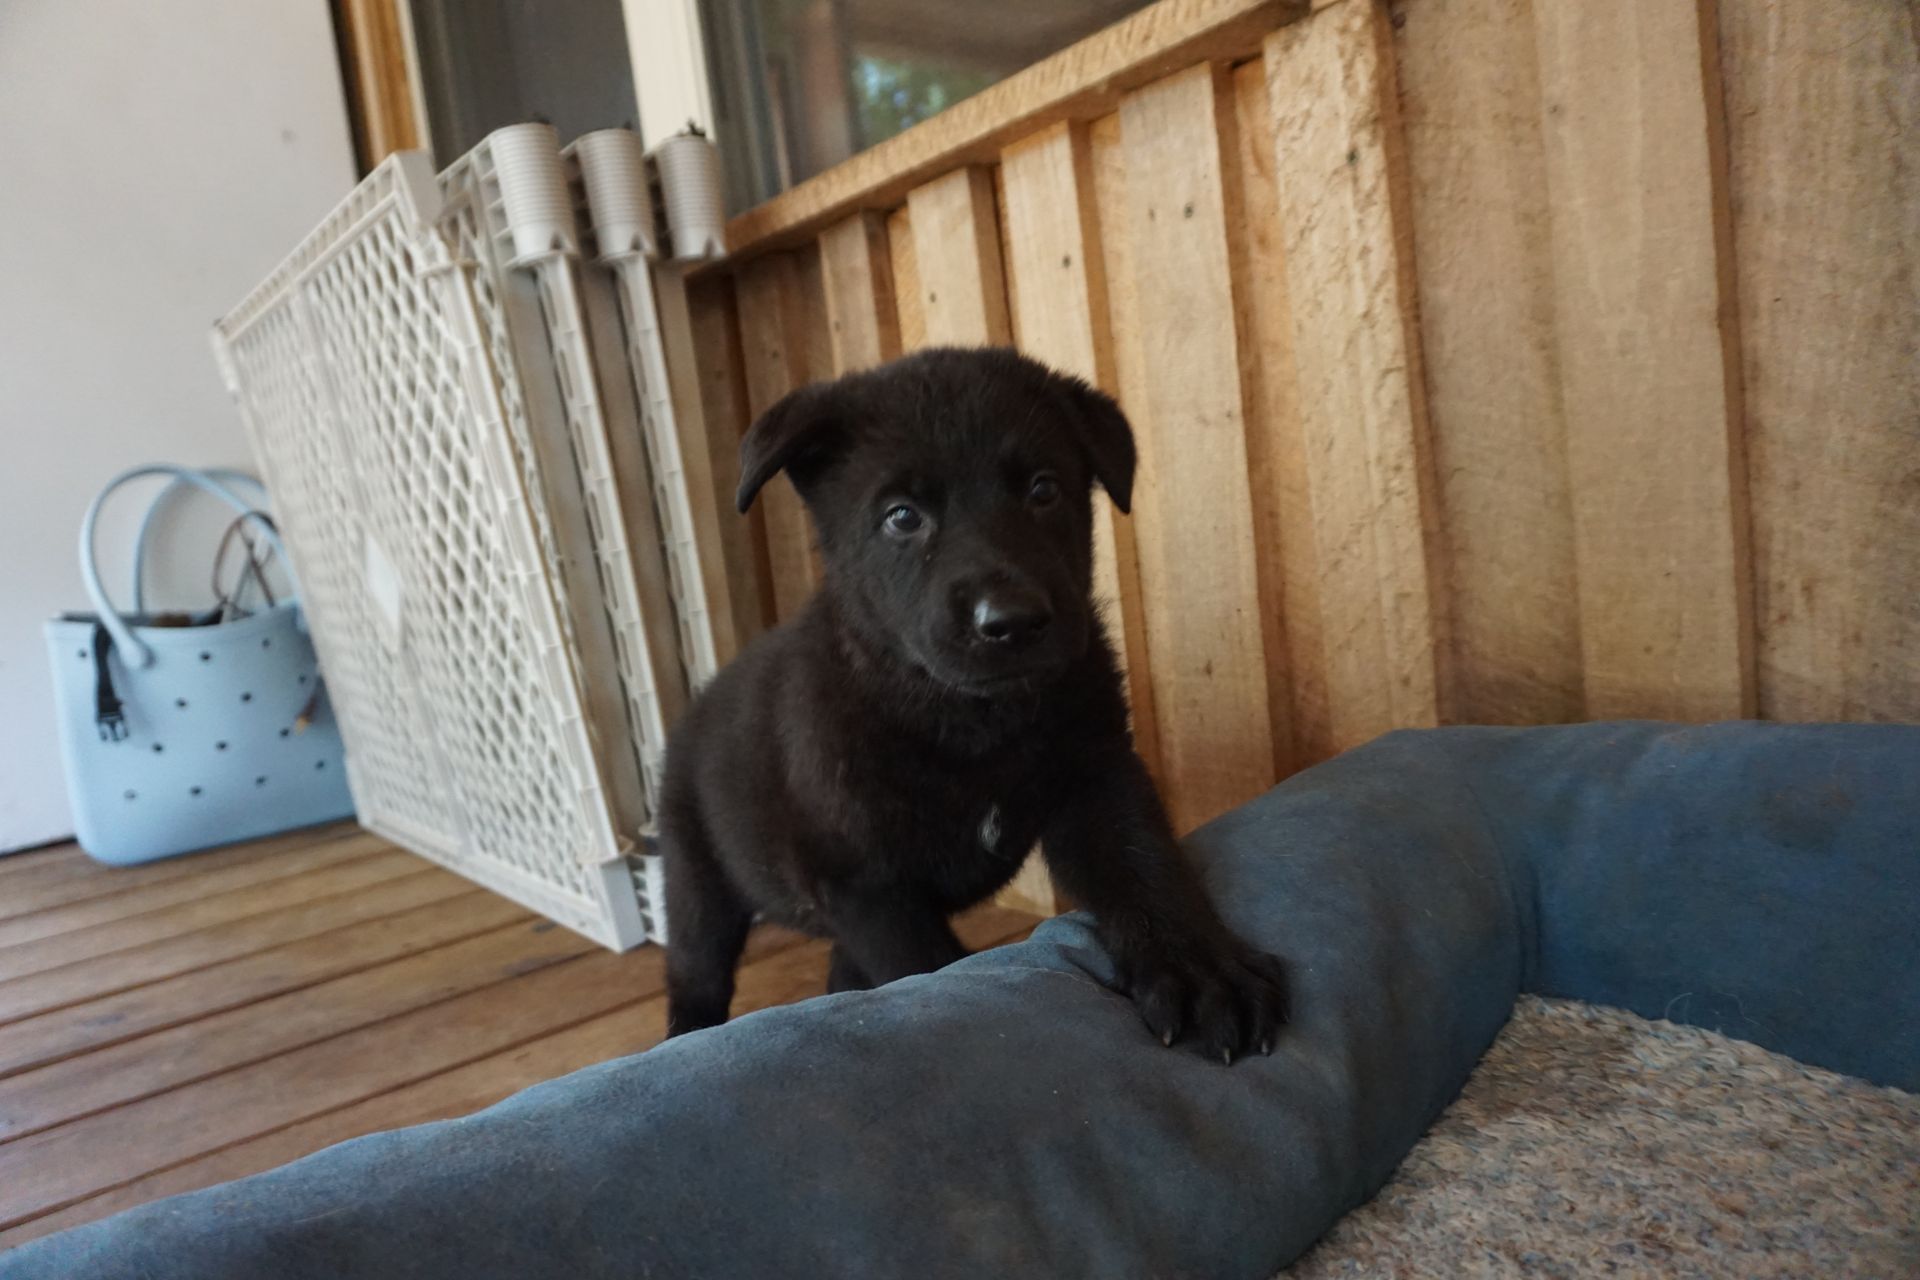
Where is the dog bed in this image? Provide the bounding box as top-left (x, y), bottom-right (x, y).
top-left (3, 721), bottom-right (1914, 1279)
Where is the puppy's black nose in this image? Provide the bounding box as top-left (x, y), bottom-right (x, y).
top-left (971, 588), bottom-right (1052, 647)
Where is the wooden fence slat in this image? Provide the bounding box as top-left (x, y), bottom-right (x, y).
top-left (887, 206), bottom-right (928, 352)
top-left (1115, 63), bottom-right (1276, 832)
top-left (675, 268), bottom-right (764, 652)
top-left (796, 246), bottom-right (837, 394)
top-left (999, 121), bottom-right (1162, 779)
top-left (1530, 0), bottom-right (1754, 720)
top-left (793, 249), bottom-right (836, 588)
top-left (1264, 0), bottom-right (1447, 751)
top-left (685, 273), bottom-right (776, 646)
top-left (733, 253), bottom-right (821, 620)
top-left (1393, 0), bottom-right (1583, 726)
top-left (1088, 113), bottom-right (1166, 787)
top-left (1227, 59), bottom-right (1323, 772)
top-left (993, 167), bottom-right (1021, 348)
top-left (901, 162), bottom-right (1032, 909)
top-left (819, 212), bottom-right (904, 372)
top-left (1721, 0), bottom-right (1919, 722)
top-left (905, 167), bottom-right (1014, 348)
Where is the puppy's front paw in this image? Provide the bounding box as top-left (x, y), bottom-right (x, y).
top-left (1119, 937), bottom-right (1289, 1064)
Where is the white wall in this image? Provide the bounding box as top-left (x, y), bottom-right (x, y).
top-left (0, 1), bottom-right (356, 850)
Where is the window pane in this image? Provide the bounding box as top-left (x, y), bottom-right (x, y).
top-left (701, 0), bottom-right (1151, 212)
top-left (410, 0), bottom-right (639, 168)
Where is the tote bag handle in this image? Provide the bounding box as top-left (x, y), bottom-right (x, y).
top-left (129, 468), bottom-right (273, 614)
top-left (80, 465), bottom-right (295, 670)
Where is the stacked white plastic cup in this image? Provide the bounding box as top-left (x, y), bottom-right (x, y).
top-left (654, 130), bottom-right (726, 262)
top-left (574, 129), bottom-right (657, 260)
top-left (488, 122), bottom-right (577, 261)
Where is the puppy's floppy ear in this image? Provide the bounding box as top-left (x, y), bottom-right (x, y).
top-left (736, 382), bottom-right (841, 513)
top-left (1050, 374), bottom-right (1137, 515)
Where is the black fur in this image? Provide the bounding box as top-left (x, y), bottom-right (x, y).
top-left (660, 347), bottom-right (1287, 1061)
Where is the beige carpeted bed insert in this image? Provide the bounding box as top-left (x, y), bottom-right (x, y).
top-left (1283, 996), bottom-right (1920, 1278)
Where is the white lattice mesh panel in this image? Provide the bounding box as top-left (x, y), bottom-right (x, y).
top-left (213, 153), bottom-right (647, 949)
top-left (436, 154), bottom-right (573, 656)
top-left (220, 305), bottom-right (451, 845)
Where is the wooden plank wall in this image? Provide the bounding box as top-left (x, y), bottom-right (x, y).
top-left (729, 253), bottom-right (824, 621)
top-left (1717, 0), bottom-right (1919, 722)
top-left (1268, 1), bottom-right (1448, 751)
top-left (999, 121), bottom-right (1164, 777)
top-left (1113, 64), bottom-right (1278, 830)
top-left (1532, 0), bottom-right (1754, 721)
top-left (693, 0), bottom-right (1919, 849)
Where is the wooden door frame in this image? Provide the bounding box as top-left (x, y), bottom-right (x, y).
top-left (332, 0), bottom-right (431, 171)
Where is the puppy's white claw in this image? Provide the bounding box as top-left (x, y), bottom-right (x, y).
top-left (1221, 1050), bottom-right (1233, 1067)
top-left (1161, 1029), bottom-right (1174, 1047)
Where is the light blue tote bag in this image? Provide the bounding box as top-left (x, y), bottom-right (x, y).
top-left (45, 465), bottom-right (355, 865)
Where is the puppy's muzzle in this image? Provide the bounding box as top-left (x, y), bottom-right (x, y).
top-left (967, 585), bottom-right (1052, 650)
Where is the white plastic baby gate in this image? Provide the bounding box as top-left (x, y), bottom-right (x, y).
top-left (564, 129), bottom-right (722, 692)
top-left (212, 127), bottom-right (722, 949)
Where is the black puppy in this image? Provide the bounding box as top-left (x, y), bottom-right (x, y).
top-left (658, 346), bottom-right (1286, 1061)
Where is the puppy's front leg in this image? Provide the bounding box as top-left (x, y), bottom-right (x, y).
top-left (661, 814), bottom-right (754, 1038)
top-left (1041, 749), bottom-right (1288, 1063)
top-left (821, 886), bottom-right (968, 988)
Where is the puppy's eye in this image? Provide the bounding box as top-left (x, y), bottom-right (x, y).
top-left (1028, 473), bottom-right (1062, 507)
top-left (883, 503), bottom-right (925, 536)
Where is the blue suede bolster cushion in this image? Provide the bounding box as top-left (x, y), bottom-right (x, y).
top-left (5, 721), bottom-right (1915, 1279)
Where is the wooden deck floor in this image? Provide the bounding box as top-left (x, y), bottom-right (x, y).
top-left (0, 823), bottom-right (1037, 1249)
